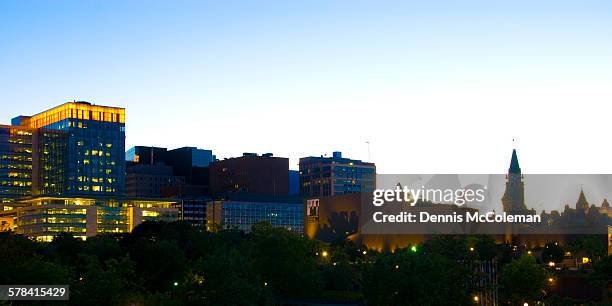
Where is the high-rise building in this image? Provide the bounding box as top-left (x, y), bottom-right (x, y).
top-left (0, 102), bottom-right (178, 240)
top-left (13, 101), bottom-right (126, 196)
top-left (0, 125), bottom-right (34, 203)
top-left (299, 151), bottom-right (375, 197)
top-left (209, 153), bottom-right (289, 197)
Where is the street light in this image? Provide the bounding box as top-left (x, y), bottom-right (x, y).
top-left (321, 251), bottom-right (329, 258)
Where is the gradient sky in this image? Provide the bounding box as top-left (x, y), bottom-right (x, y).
top-left (1, 1), bottom-right (611, 173)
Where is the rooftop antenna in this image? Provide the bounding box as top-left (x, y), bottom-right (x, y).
top-left (366, 141), bottom-right (371, 161)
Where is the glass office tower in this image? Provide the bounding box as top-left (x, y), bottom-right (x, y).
top-left (0, 125), bottom-right (34, 203)
top-left (16, 101), bottom-right (126, 196)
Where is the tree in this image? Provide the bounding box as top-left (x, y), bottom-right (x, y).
top-left (191, 247), bottom-right (271, 305)
top-left (422, 235), bottom-right (470, 260)
top-left (362, 249), bottom-right (474, 306)
top-left (499, 256), bottom-right (549, 305)
top-left (541, 242), bottom-right (564, 263)
top-left (0, 233), bottom-right (70, 285)
top-left (46, 232), bottom-right (84, 266)
top-left (247, 222), bottom-right (323, 300)
top-left (70, 255), bottom-right (143, 305)
top-left (473, 235), bottom-right (497, 261)
top-left (568, 236), bottom-right (607, 261)
top-left (590, 255), bottom-right (612, 301)
top-left (128, 239), bottom-right (188, 292)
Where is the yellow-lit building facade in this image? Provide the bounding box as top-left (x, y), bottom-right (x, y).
top-left (10, 101), bottom-right (127, 197)
top-left (0, 195), bottom-right (178, 241)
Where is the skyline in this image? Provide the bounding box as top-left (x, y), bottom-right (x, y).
top-left (2, 1), bottom-right (612, 173)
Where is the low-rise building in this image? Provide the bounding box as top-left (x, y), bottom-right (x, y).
top-left (0, 195), bottom-right (178, 241)
top-left (206, 198), bottom-right (303, 233)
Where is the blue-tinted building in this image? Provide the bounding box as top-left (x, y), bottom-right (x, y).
top-left (299, 151), bottom-right (376, 197)
top-left (206, 200), bottom-right (303, 233)
top-left (0, 125), bottom-right (34, 203)
top-left (125, 146), bottom-right (168, 165)
top-left (13, 101), bottom-right (126, 196)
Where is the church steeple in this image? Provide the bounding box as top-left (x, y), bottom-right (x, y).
top-left (502, 148), bottom-right (526, 214)
top-left (509, 149), bottom-right (521, 174)
top-left (576, 189), bottom-right (589, 210)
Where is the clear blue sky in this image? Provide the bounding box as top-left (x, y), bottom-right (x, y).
top-left (1, 1), bottom-right (611, 173)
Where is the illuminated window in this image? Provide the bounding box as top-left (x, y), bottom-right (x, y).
top-left (142, 210), bottom-right (160, 217)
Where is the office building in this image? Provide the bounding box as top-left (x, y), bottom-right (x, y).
top-left (0, 195), bottom-right (178, 241)
top-left (126, 162), bottom-right (185, 197)
top-left (12, 101), bottom-right (126, 196)
top-left (125, 146), bottom-right (216, 227)
top-left (125, 146), bottom-right (168, 165)
top-left (299, 151), bottom-right (375, 197)
top-left (0, 102), bottom-right (180, 240)
top-left (176, 197), bottom-right (209, 227)
top-left (289, 170), bottom-right (299, 195)
top-left (209, 153), bottom-right (289, 197)
top-left (126, 145), bottom-right (214, 190)
top-left (0, 125), bottom-right (34, 203)
top-left (207, 199), bottom-right (303, 233)
top-left (165, 146), bottom-right (215, 169)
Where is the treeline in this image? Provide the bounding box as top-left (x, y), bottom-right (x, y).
top-left (0, 222), bottom-right (610, 305)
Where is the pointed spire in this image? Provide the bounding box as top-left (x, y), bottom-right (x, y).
top-left (576, 189), bottom-right (589, 210)
top-left (602, 198), bottom-right (609, 208)
top-left (508, 149), bottom-right (521, 174)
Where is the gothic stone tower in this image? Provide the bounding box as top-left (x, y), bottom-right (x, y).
top-left (502, 149), bottom-right (528, 243)
top-left (502, 149), bottom-right (527, 213)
